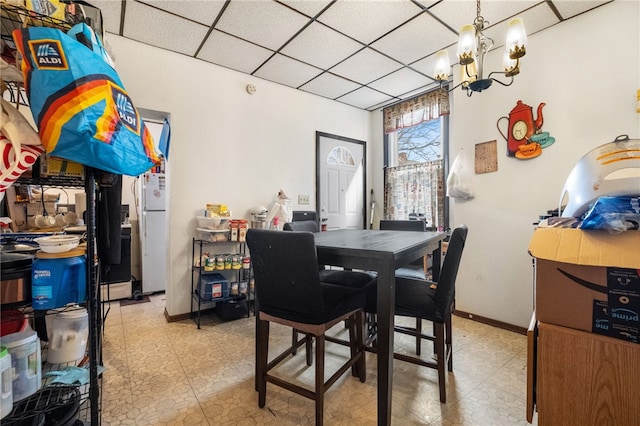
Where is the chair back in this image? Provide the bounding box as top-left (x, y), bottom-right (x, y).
top-left (246, 229), bottom-right (325, 323)
top-left (292, 210), bottom-right (318, 223)
top-left (434, 225), bottom-right (468, 313)
top-left (283, 220), bottom-right (319, 232)
top-left (379, 219), bottom-right (425, 231)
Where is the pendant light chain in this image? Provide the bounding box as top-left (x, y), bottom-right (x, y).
top-left (477, 0), bottom-right (481, 19)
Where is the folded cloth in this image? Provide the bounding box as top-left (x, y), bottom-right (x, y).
top-left (44, 365), bottom-right (107, 385)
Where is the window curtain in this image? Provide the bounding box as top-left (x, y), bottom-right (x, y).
top-left (383, 89), bottom-right (449, 134)
top-left (384, 160), bottom-right (443, 228)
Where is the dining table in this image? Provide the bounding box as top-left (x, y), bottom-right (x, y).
top-left (313, 228), bottom-right (446, 426)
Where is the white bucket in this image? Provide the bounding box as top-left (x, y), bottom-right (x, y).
top-left (45, 307), bottom-right (88, 364)
top-left (0, 330), bottom-right (41, 402)
top-left (0, 346), bottom-right (12, 419)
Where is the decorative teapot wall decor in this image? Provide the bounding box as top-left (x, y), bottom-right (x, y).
top-left (497, 100), bottom-right (549, 159)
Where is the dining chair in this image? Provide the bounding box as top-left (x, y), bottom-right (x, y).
top-left (246, 229), bottom-right (368, 425)
top-left (392, 224), bottom-right (468, 403)
top-left (282, 221), bottom-right (376, 364)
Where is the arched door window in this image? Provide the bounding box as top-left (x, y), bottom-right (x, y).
top-left (327, 146), bottom-right (356, 166)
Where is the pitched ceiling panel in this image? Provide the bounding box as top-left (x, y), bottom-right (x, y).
top-left (89, 0), bottom-right (122, 34)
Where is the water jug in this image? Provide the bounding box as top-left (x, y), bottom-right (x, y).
top-left (31, 248), bottom-right (87, 310)
top-left (0, 346), bottom-right (12, 419)
top-left (0, 330), bottom-right (41, 402)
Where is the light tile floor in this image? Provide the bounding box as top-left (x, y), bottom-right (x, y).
top-left (101, 294), bottom-right (538, 425)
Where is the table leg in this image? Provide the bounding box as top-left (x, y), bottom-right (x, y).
top-left (376, 262), bottom-right (395, 426)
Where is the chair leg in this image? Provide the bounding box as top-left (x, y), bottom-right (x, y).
top-left (434, 322), bottom-right (446, 403)
top-left (355, 311), bottom-right (366, 383)
top-left (445, 312), bottom-right (453, 372)
top-left (347, 316), bottom-right (357, 377)
top-left (315, 334), bottom-right (325, 426)
top-left (415, 318), bottom-right (422, 356)
top-left (292, 329), bottom-right (298, 355)
top-left (257, 319), bottom-right (269, 408)
top-left (305, 334), bottom-right (314, 366)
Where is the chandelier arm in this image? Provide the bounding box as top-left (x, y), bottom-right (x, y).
top-left (487, 71), bottom-right (515, 87)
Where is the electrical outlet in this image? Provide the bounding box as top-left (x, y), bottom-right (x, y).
top-left (298, 194), bottom-right (310, 205)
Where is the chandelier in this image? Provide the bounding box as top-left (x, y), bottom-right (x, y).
top-left (433, 0), bottom-right (527, 96)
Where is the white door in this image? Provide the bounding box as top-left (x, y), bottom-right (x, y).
top-left (317, 132), bottom-right (366, 230)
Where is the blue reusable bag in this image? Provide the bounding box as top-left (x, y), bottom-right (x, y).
top-left (12, 25), bottom-right (160, 176)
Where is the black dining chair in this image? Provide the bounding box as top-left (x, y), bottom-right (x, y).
top-left (282, 221), bottom-right (376, 363)
top-left (391, 224), bottom-right (468, 403)
top-left (247, 229), bottom-right (369, 425)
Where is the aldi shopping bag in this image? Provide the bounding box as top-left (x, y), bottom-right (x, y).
top-left (12, 25), bottom-right (160, 176)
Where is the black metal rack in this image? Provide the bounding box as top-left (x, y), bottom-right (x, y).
top-left (1, 3), bottom-right (102, 423)
top-left (190, 237), bottom-right (253, 329)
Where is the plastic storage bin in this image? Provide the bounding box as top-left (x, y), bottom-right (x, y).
top-left (198, 273), bottom-right (229, 301)
top-left (0, 346), bottom-right (12, 419)
top-left (0, 330), bottom-right (41, 402)
top-left (45, 307), bottom-right (89, 364)
top-left (31, 249), bottom-right (87, 310)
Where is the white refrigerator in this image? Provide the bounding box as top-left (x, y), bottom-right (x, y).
top-left (140, 170), bottom-right (167, 293)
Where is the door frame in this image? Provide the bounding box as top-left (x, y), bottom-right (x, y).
top-left (315, 131), bottom-right (367, 229)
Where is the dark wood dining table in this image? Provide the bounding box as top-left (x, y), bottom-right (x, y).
top-left (313, 229), bottom-right (446, 426)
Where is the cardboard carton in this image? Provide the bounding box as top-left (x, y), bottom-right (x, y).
top-left (529, 228), bottom-right (640, 344)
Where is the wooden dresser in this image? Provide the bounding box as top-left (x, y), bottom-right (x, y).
top-left (527, 319), bottom-right (640, 425)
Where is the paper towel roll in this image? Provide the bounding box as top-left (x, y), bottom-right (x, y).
top-left (75, 192), bottom-right (86, 221)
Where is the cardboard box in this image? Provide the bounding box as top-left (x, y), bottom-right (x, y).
top-left (529, 228), bottom-right (640, 344)
top-left (39, 153), bottom-right (84, 178)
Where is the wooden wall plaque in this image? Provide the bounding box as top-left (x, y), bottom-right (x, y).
top-left (475, 140), bottom-right (498, 174)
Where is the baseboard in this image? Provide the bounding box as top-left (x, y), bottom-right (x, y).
top-left (453, 310), bottom-right (527, 335)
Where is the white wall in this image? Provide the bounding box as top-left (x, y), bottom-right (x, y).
top-left (448, 1), bottom-right (640, 328)
top-left (108, 36), bottom-right (372, 316)
top-left (110, 1), bottom-right (638, 325)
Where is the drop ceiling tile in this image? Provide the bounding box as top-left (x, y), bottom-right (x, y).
top-left (123, 1), bottom-right (208, 56)
top-left (368, 67), bottom-right (434, 97)
top-left (317, 0), bottom-right (423, 45)
top-left (371, 13), bottom-right (456, 65)
top-left (330, 47), bottom-right (403, 85)
top-left (482, 2), bottom-right (560, 51)
top-left (551, 0), bottom-right (610, 20)
top-left (197, 31), bottom-right (274, 74)
top-left (280, 22), bottom-right (363, 70)
top-left (429, 0), bottom-right (538, 34)
top-left (281, 0), bottom-right (333, 18)
top-left (254, 54), bottom-right (323, 88)
top-left (299, 72), bottom-right (361, 99)
top-left (140, 0), bottom-right (226, 26)
top-left (89, 0), bottom-right (122, 34)
top-left (215, 0), bottom-right (310, 50)
top-left (335, 86), bottom-right (394, 110)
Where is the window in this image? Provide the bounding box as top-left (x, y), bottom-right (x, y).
top-left (383, 92), bottom-right (449, 230)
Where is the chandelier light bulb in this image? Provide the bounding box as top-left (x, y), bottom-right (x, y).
top-left (457, 24), bottom-right (477, 65)
top-left (434, 50), bottom-right (451, 81)
top-left (506, 17), bottom-right (527, 59)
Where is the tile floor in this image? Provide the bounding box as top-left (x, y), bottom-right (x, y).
top-left (101, 294), bottom-right (538, 425)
